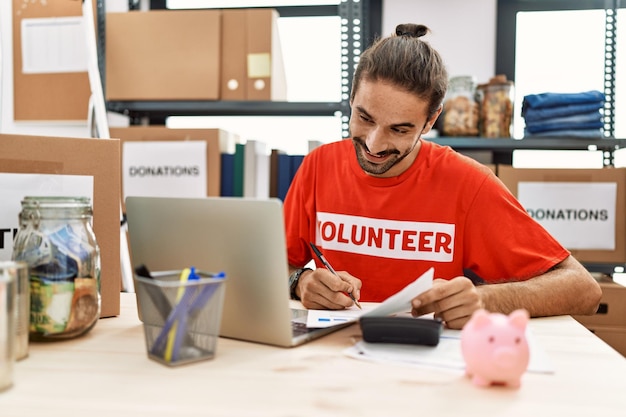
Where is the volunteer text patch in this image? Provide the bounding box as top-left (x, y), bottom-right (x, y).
top-left (316, 212), bottom-right (455, 262)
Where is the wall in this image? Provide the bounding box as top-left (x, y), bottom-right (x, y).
top-left (383, 0), bottom-right (497, 83)
top-left (0, 0), bottom-right (498, 138)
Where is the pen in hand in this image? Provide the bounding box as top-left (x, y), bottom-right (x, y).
top-left (309, 242), bottom-right (362, 309)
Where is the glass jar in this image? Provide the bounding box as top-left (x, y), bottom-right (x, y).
top-left (441, 76), bottom-right (479, 136)
top-left (476, 75), bottom-right (515, 138)
top-left (12, 197), bottom-right (101, 341)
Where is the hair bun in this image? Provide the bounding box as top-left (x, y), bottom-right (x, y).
top-left (395, 23), bottom-right (429, 38)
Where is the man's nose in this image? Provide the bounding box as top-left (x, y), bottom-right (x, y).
top-left (364, 126), bottom-right (388, 154)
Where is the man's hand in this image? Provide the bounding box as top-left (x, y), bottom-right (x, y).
top-left (411, 276), bottom-right (483, 329)
top-left (297, 268), bottom-right (362, 310)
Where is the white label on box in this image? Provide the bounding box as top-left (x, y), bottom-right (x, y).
top-left (123, 141), bottom-right (207, 200)
top-left (0, 173), bottom-right (94, 261)
top-left (247, 53), bottom-right (271, 78)
top-left (21, 17), bottom-right (88, 74)
top-left (518, 182), bottom-right (616, 250)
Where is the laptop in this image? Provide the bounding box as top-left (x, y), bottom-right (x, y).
top-left (125, 196), bottom-right (353, 347)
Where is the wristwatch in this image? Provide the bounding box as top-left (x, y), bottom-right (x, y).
top-left (288, 268), bottom-right (312, 300)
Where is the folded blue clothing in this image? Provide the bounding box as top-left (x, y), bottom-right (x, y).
top-left (522, 90), bottom-right (605, 112)
top-left (523, 102), bottom-right (604, 122)
top-left (525, 119), bottom-right (604, 134)
top-left (525, 110), bottom-right (603, 129)
top-left (524, 128), bottom-right (604, 138)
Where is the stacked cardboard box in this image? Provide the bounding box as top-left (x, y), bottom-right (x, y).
top-left (110, 127), bottom-right (238, 209)
top-left (106, 8), bottom-right (286, 101)
top-left (498, 165), bottom-right (626, 264)
top-left (497, 165), bottom-right (626, 356)
top-left (221, 8), bottom-right (287, 101)
top-left (572, 276), bottom-right (626, 356)
top-left (0, 134), bottom-right (121, 318)
top-left (106, 9), bottom-right (221, 101)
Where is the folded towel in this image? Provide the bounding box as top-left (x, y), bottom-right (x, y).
top-left (524, 128), bottom-right (604, 138)
top-left (522, 90), bottom-right (605, 113)
top-left (523, 102), bottom-right (604, 123)
top-left (525, 119), bottom-right (604, 134)
top-left (524, 111), bottom-right (603, 132)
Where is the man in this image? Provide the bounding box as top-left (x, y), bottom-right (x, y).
top-left (284, 23), bottom-right (601, 329)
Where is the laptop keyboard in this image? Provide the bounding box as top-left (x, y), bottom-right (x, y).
top-left (291, 320), bottom-right (313, 337)
top-left (291, 308), bottom-right (314, 337)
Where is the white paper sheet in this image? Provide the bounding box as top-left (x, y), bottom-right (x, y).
top-left (21, 17), bottom-right (88, 74)
top-left (362, 267), bottom-right (434, 318)
top-left (305, 268), bottom-right (434, 328)
top-left (343, 328), bottom-right (555, 374)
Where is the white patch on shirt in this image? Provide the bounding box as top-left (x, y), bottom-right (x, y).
top-left (315, 212), bottom-right (455, 262)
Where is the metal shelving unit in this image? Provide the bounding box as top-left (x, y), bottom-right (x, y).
top-left (495, 0), bottom-right (621, 138)
top-left (430, 137), bottom-right (626, 166)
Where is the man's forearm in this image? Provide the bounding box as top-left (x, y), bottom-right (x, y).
top-left (477, 256), bottom-right (601, 317)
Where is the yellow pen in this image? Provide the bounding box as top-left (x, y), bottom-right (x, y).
top-left (309, 242), bottom-right (361, 309)
top-left (164, 268), bottom-right (190, 362)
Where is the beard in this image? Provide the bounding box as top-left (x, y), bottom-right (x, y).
top-left (352, 137), bottom-right (416, 176)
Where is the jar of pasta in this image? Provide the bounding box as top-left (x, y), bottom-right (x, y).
top-left (476, 75), bottom-right (515, 138)
top-left (12, 196), bottom-right (101, 341)
top-left (441, 76), bottom-right (479, 137)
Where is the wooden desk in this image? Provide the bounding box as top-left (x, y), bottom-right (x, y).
top-left (2, 293), bottom-right (626, 416)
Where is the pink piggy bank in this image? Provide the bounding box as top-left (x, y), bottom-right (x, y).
top-left (461, 309), bottom-right (530, 388)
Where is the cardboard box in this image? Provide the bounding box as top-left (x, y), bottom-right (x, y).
top-left (245, 8), bottom-right (287, 101)
top-left (220, 8), bottom-right (287, 101)
top-left (587, 325), bottom-right (626, 357)
top-left (110, 127), bottom-right (237, 208)
top-left (573, 278), bottom-right (626, 328)
top-left (12, 0), bottom-right (93, 120)
top-left (498, 165), bottom-right (626, 263)
top-left (106, 10), bottom-right (221, 100)
top-left (221, 9), bottom-right (248, 100)
top-left (0, 134), bottom-right (121, 318)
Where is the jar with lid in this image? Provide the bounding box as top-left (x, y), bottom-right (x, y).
top-left (441, 76), bottom-right (480, 136)
top-left (476, 75), bottom-right (515, 138)
top-left (11, 196), bottom-right (101, 341)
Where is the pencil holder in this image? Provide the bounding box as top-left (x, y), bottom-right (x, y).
top-left (134, 269), bottom-right (226, 366)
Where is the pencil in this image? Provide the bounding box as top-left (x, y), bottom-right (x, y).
top-left (309, 242), bottom-right (362, 309)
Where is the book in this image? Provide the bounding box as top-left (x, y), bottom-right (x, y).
top-left (290, 154), bottom-right (305, 179)
top-left (276, 153), bottom-right (292, 201)
top-left (220, 153), bottom-right (235, 197)
top-left (243, 140), bottom-right (270, 198)
top-left (233, 143), bottom-right (245, 197)
top-left (269, 148), bottom-right (286, 198)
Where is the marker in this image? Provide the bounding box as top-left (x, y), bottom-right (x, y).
top-left (309, 242), bottom-right (362, 309)
top-left (318, 317), bottom-right (348, 323)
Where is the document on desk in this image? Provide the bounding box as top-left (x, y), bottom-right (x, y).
top-left (344, 328), bottom-right (555, 374)
top-left (306, 268), bottom-right (434, 328)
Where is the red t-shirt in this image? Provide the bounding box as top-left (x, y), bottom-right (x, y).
top-left (284, 139), bottom-right (569, 302)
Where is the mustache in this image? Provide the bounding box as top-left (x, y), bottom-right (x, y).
top-left (354, 137), bottom-right (400, 157)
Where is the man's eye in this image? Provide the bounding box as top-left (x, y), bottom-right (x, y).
top-left (359, 114), bottom-right (372, 123)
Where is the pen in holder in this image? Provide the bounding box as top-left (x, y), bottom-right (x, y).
top-left (134, 268), bottom-right (226, 366)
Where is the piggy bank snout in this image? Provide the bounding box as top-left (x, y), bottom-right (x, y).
top-left (493, 346), bottom-right (523, 368)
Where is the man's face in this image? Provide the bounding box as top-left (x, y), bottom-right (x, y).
top-left (349, 79), bottom-right (437, 178)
